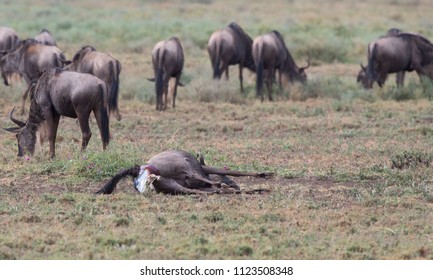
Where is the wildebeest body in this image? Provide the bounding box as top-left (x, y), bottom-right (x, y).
top-left (65, 46), bottom-right (122, 120)
top-left (150, 37), bottom-right (184, 111)
top-left (96, 150), bottom-right (273, 195)
top-left (253, 31), bottom-right (309, 102)
top-left (0, 39), bottom-right (67, 113)
top-left (4, 68), bottom-right (110, 159)
top-left (207, 22), bottom-right (255, 92)
top-left (367, 33), bottom-right (433, 86)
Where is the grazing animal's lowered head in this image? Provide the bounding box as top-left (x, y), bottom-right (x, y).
top-left (96, 150), bottom-right (273, 195)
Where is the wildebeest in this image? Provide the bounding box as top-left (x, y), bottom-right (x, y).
top-left (0, 27), bottom-right (20, 84)
top-left (0, 39), bottom-right (68, 114)
top-left (64, 45), bottom-right (122, 120)
top-left (0, 26), bottom-right (19, 53)
top-left (252, 30), bottom-right (309, 102)
top-left (366, 32), bottom-right (433, 87)
top-left (96, 150), bottom-right (273, 195)
top-left (207, 22), bottom-right (255, 92)
top-left (3, 68), bottom-right (110, 159)
top-left (357, 28), bottom-right (405, 89)
top-left (149, 37), bottom-right (184, 111)
top-left (34, 29), bottom-right (56, 46)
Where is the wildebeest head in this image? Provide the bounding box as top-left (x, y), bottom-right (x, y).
top-left (3, 107), bottom-right (36, 157)
top-left (357, 63), bottom-right (373, 89)
top-left (294, 59), bottom-right (310, 84)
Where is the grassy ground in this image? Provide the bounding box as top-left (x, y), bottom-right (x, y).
top-left (1, 0), bottom-right (433, 259)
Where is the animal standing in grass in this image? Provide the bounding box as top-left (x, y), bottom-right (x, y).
top-left (207, 22), bottom-right (255, 92)
top-left (365, 32), bottom-right (433, 87)
top-left (64, 45), bottom-right (122, 120)
top-left (252, 30), bottom-right (309, 102)
top-left (96, 150), bottom-right (273, 195)
top-left (4, 68), bottom-right (110, 159)
top-left (149, 37), bottom-right (184, 111)
top-left (0, 39), bottom-right (68, 114)
top-left (357, 28), bottom-right (405, 89)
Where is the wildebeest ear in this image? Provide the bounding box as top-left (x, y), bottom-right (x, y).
top-left (147, 77), bottom-right (156, 82)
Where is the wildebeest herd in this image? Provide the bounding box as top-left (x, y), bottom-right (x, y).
top-left (2, 24), bottom-right (433, 195)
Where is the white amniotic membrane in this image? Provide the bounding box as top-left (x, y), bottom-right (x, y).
top-left (134, 167), bottom-right (159, 193)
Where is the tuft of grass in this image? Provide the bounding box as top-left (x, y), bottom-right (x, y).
top-left (390, 151), bottom-right (432, 169)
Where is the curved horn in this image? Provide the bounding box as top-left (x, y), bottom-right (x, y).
top-left (360, 63), bottom-right (367, 71)
top-left (9, 107), bottom-right (26, 127)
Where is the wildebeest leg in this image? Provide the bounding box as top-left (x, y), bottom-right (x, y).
top-left (265, 69), bottom-right (274, 102)
top-left (277, 69), bottom-right (283, 94)
top-left (238, 64), bottom-right (244, 92)
top-left (45, 112), bottom-right (60, 159)
top-left (161, 74), bottom-right (170, 111)
top-left (396, 72), bottom-right (405, 87)
top-left (156, 177), bottom-right (215, 195)
top-left (76, 112), bottom-right (92, 150)
top-left (172, 75), bottom-right (181, 108)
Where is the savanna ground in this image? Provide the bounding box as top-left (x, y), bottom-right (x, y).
top-left (1, 0), bottom-right (433, 259)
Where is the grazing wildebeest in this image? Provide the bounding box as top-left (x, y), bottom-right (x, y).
top-left (357, 28), bottom-right (405, 89)
top-left (0, 39), bottom-right (68, 114)
top-left (207, 22), bottom-right (255, 92)
top-left (149, 37), bottom-right (184, 111)
top-left (366, 32), bottom-right (433, 87)
top-left (64, 45), bottom-right (122, 120)
top-left (3, 68), bottom-right (110, 159)
top-left (96, 150), bottom-right (273, 195)
top-left (34, 29), bottom-right (56, 46)
top-left (252, 30), bottom-right (309, 102)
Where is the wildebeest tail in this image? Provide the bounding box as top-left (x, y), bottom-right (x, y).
top-left (98, 84), bottom-right (110, 147)
top-left (95, 165), bottom-right (141, 194)
top-left (108, 61), bottom-right (120, 115)
top-left (367, 43), bottom-right (377, 81)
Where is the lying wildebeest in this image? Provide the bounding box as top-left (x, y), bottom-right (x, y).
top-left (252, 30), bottom-right (309, 102)
top-left (64, 45), bottom-right (122, 120)
top-left (0, 39), bottom-right (68, 114)
top-left (366, 32), bottom-right (433, 87)
top-left (96, 150), bottom-right (273, 195)
top-left (357, 28), bottom-right (405, 89)
top-left (3, 68), bottom-right (110, 159)
top-left (207, 22), bottom-right (255, 92)
top-left (34, 29), bottom-right (56, 46)
top-left (148, 37), bottom-right (184, 111)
